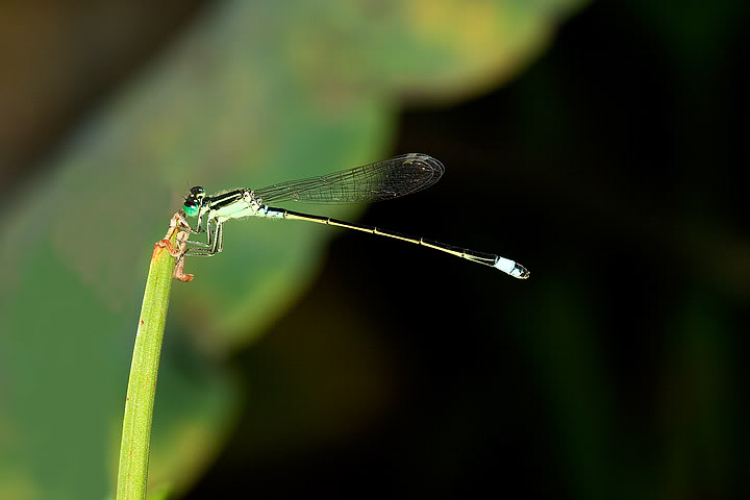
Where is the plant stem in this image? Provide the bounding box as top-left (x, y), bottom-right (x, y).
top-left (116, 212), bottom-right (192, 500)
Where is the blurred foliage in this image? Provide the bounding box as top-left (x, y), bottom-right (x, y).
top-left (0, 0), bottom-right (587, 498)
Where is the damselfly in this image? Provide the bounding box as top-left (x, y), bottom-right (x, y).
top-left (182, 153), bottom-right (529, 279)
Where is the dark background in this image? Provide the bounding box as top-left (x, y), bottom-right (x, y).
top-left (188, 2), bottom-right (749, 499)
top-left (2, 1), bottom-right (747, 499)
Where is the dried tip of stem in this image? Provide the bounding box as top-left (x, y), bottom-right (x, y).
top-left (154, 211), bottom-right (195, 282)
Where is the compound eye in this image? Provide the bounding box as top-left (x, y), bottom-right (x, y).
top-left (190, 186), bottom-right (205, 197)
top-left (183, 197), bottom-right (200, 217)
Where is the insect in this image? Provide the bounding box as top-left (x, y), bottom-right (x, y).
top-left (181, 153), bottom-right (529, 279)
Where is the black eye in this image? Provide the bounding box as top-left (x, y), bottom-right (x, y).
top-left (190, 186), bottom-right (205, 196)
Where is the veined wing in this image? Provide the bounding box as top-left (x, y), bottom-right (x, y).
top-left (253, 153), bottom-right (444, 205)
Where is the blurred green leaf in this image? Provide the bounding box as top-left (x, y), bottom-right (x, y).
top-left (0, 0), bottom-right (587, 498)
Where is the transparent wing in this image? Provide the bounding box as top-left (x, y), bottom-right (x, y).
top-left (253, 153), bottom-right (445, 205)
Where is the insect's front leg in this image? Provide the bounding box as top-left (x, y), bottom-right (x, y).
top-left (185, 219), bottom-right (222, 256)
top-left (194, 210), bottom-right (208, 234)
top-left (186, 212), bottom-right (212, 247)
top-left (186, 228), bottom-right (210, 247)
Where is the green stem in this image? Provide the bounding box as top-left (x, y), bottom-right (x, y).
top-left (116, 213), bottom-right (191, 500)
